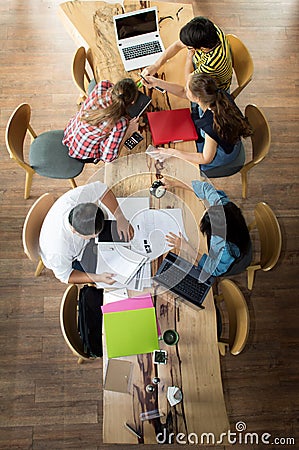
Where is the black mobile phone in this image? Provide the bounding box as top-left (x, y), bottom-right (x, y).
top-left (124, 131), bottom-right (144, 150)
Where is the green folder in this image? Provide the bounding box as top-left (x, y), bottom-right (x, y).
top-left (103, 307), bottom-right (159, 358)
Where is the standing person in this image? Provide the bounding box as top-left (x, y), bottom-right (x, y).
top-left (39, 181), bottom-right (134, 284)
top-left (142, 16), bottom-right (232, 91)
top-left (148, 73), bottom-right (252, 177)
top-left (163, 179), bottom-right (252, 279)
top-left (63, 78), bottom-right (139, 164)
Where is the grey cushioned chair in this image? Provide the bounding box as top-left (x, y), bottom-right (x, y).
top-left (5, 103), bottom-right (84, 199)
top-left (72, 46), bottom-right (96, 105)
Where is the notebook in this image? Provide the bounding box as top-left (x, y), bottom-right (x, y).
top-left (113, 6), bottom-right (165, 72)
top-left (103, 307), bottom-right (159, 358)
top-left (154, 251), bottom-right (215, 309)
top-left (104, 359), bottom-right (133, 393)
top-left (147, 108), bottom-right (198, 145)
top-left (97, 246), bottom-right (148, 285)
top-left (127, 91), bottom-right (152, 118)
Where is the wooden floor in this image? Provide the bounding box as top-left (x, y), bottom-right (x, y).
top-left (0, 0), bottom-right (298, 449)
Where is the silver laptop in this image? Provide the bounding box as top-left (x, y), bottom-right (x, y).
top-left (113, 6), bottom-right (165, 72)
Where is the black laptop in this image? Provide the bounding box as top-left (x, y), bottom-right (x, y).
top-left (153, 252), bottom-right (215, 309)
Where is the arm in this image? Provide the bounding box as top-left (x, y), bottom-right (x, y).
top-left (154, 135), bottom-right (218, 166)
top-left (68, 270), bottom-right (116, 285)
top-left (184, 48), bottom-right (195, 81)
top-left (100, 189), bottom-right (134, 241)
top-left (142, 75), bottom-right (187, 98)
top-left (141, 40), bottom-right (186, 76)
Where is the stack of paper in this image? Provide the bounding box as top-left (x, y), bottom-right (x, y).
top-left (102, 293), bottom-right (160, 358)
top-left (97, 245), bottom-right (148, 285)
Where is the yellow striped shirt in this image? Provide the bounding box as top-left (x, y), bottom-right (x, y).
top-left (193, 24), bottom-right (232, 91)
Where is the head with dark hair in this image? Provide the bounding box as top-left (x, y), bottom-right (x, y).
top-left (200, 202), bottom-right (250, 257)
top-left (80, 77), bottom-right (138, 126)
top-left (179, 17), bottom-right (219, 49)
top-left (187, 73), bottom-right (252, 144)
top-left (68, 203), bottom-right (104, 237)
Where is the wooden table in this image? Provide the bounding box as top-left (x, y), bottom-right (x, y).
top-left (99, 152), bottom-right (229, 444)
top-left (59, 1), bottom-right (229, 444)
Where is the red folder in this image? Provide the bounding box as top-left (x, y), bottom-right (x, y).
top-left (147, 108), bottom-right (198, 145)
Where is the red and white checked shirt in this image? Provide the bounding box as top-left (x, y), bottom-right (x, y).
top-left (63, 80), bottom-right (128, 163)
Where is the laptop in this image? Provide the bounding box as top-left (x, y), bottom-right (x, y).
top-left (95, 220), bottom-right (130, 247)
top-left (147, 108), bottom-right (198, 145)
top-left (153, 252), bottom-right (215, 309)
top-left (113, 7), bottom-right (165, 72)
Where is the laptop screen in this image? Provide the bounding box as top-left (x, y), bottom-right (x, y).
top-left (115, 10), bottom-right (157, 40)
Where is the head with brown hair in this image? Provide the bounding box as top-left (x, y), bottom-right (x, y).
top-left (187, 73), bottom-right (252, 143)
top-left (80, 78), bottom-right (138, 126)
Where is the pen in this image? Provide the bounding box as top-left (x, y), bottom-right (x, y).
top-left (138, 73), bottom-right (165, 93)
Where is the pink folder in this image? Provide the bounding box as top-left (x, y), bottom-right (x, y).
top-left (101, 293), bottom-right (161, 336)
top-left (101, 293), bottom-right (153, 313)
top-left (147, 108), bottom-right (198, 145)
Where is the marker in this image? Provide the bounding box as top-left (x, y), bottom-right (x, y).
top-left (138, 73), bottom-right (166, 93)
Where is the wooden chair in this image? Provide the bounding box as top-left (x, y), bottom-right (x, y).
top-left (60, 284), bottom-right (91, 364)
top-left (22, 193), bottom-right (55, 276)
top-left (72, 46), bottom-right (96, 105)
top-left (5, 103), bottom-right (84, 199)
top-left (226, 34), bottom-right (254, 99)
top-left (247, 202), bottom-right (282, 290)
top-left (215, 279), bottom-right (250, 356)
top-left (240, 104), bottom-right (271, 198)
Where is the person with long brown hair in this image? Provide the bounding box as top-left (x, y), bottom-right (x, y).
top-left (63, 78), bottom-right (139, 164)
top-left (142, 73), bottom-right (252, 177)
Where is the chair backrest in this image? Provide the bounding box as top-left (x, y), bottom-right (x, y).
top-left (254, 202), bottom-right (282, 271)
top-left (60, 284), bottom-right (89, 360)
top-left (22, 193), bottom-right (55, 261)
top-left (218, 279), bottom-right (249, 355)
top-left (5, 103), bottom-right (32, 167)
top-left (245, 104), bottom-right (271, 165)
top-left (72, 46), bottom-right (92, 98)
top-left (226, 34), bottom-right (254, 98)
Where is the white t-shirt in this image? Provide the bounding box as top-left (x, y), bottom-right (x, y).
top-left (39, 181), bottom-right (107, 283)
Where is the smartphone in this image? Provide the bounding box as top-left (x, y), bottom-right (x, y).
top-left (124, 131), bottom-right (144, 150)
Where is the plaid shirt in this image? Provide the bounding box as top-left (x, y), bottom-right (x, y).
top-left (63, 80), bottom-right (128, 163)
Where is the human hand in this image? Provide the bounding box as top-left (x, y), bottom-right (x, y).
top-left (115, 214), bottom-right (134, 241)
top-left (127, 117), bottom-right (139, 134)
top-left (165, 231), bottom-right (184, 249)
top-left (95, 272), bottom-right (116, 285)
top-left (141, 64), bottom-right (158, 77)
top-left (147, 147), bottom-right (176, 162)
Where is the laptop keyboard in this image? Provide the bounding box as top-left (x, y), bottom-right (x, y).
top-left (123, 41), bottom-right (162, 60)
top-left (157, 261), bottom-right (208, 301)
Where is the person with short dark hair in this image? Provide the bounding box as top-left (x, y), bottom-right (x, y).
top-left (39, 181), bottom-right (134, 284)
top-left (163, 179), bottom-right (252, 279)
top-left (142, 16), bottom-right (232, 90)
top-left (63, 78), bottom-right (139, 163)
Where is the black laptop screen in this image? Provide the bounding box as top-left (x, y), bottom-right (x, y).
top-left (115, 10), bottom-right (157, 40)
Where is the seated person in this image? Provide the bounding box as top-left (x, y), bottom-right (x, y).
top-left (63, 78), bottom-right (139, 164)
top-left (163, 179), bottom-right (252, 279)
top-left (142, 16), bottom-right (232, 91)
top-left (147, 73), bottom-right (252, 178)
top-left (39, 181), bottom-right (134, 284)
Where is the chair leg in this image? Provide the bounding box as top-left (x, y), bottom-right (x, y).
top-left (24, 171), bottom-right (34, 199)
top-left (77, 357), bottom-right (84, 364)
top-left (69, 178), bottom-right (77, 189)
top-left (247, 266), bottom-right (257, 290)
top-left (218, 341), bottom-right (228, 356)
top-left (34, 258), bottom-right (45, 277)
top-left (241, 171), bottom-right (248, 199)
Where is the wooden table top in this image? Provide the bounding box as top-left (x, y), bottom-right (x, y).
top-left (58, 1), bottom-right (229, 444)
